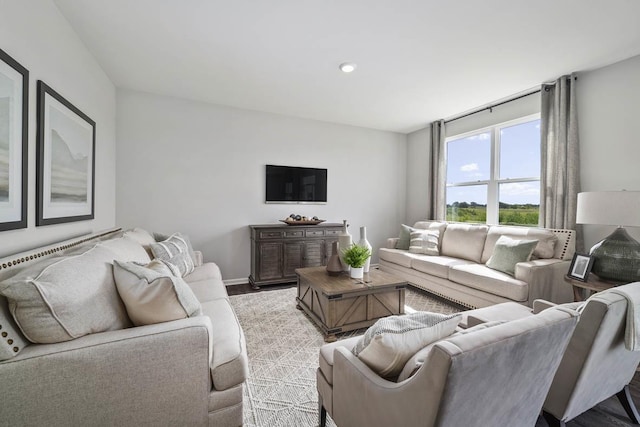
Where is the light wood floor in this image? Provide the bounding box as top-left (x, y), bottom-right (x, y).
top-left (227, 283), bottom-right (640, 426)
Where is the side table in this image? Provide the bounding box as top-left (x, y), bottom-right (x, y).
top-left (564, 274), bottom-right (622, 302)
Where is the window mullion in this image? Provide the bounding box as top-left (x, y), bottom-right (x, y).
top-left (486, 127), bottom-right (499, 225)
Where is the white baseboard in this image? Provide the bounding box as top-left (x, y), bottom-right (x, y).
top-left (224, 278), bottom-right (249, 286)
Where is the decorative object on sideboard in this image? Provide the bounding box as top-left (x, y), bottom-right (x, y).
top-left (576, 190), bottom-right (640, 283)
top-left (280, 214), bottom-right (325, 225)
top-left (338, 219), bottom-right (352, 272)
top-left (326, 241), bottom-right (342, 276)
top-left (342, 243), bottom-right (372, 279)
top-left (36, 80), bottom-right (96, 226)
top-left (358, 226), bottom-right (372, 273)
top-left (567, 253), bottom-right (595, 282)
top-left (0, 48), bottom-right (28, 232)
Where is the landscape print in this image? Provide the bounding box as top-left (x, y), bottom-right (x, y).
top-left (0, 97), bottom-right (9, 202)
top-left (49, 106), bottom-right (90, 204)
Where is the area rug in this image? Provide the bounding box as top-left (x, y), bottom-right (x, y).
top-left (229, 286), bottom-right (461, 427)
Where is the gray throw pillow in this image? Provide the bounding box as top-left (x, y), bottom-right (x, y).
top-left (113, 260), bottom-right (202, 326)
top-left (352, 311), bottom-right (462, 379)
top-left (395, 224), bottom-right (417, 250)
top-left (150, 233), bottom-right (196, 277)
top-left (486, 235), bottom-right (538, 276)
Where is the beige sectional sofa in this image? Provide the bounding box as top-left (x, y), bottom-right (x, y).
top-left (379, 221), bottom-right (576, 309)
top-left (0, 228), bottom-right (247, 427)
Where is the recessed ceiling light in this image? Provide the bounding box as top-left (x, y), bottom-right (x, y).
top-left (339, 62), bottom-right (357, 73)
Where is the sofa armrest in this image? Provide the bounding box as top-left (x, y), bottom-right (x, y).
top-left (193, 250), bottom-right (204, 266)
top-left (386, 238), bottom-right (399, 249)
top-left (0, 317), bottom-right (213, 426)
top-left (532, 299), bottom-right (557, 314)
top-left (515, 259), bottom-right (574, 306)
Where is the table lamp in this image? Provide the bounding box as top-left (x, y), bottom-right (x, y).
top-left (576, 191), bottom-right (640, 283)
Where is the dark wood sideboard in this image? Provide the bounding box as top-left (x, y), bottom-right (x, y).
top-left (249, 223), bottom-right (342, 288)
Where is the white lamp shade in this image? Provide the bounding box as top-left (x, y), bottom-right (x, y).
top-left (576, 191), bottom-right (640, 226)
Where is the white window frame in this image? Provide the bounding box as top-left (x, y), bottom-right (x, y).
top-left (445, 113), bottom-right (541, 225)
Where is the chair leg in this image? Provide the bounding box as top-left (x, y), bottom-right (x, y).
top-left (542, 411), bottom-right (566, 427)
top-left (318, 396), bottom-right (327, 427)
top-left (617, 384), bottom-right (640, 424)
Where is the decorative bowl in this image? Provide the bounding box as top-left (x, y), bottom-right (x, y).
top-left (279, 219), bottom-right (325, 226)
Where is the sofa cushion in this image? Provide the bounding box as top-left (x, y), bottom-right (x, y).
top-left (440, 223), bottom-right (489, 263)
top-left (0, 296), bottom-right (29, 360)
top-left (352, 311), bottom-right (462, 379)
top-left (379, 248), bottom-right (423, 268)
top-left (449, 264), bottom-right (528, 302)
top-left (411, 256), bottom-right (474, 279)
top-left (123, 228), bottom-right (157, 257)
top-left (184, 263), bottom-right (223, 283)
top-left (486, 236), bottom-right (538, 276)
top-left (0, 244), bottom-right (131, 343)
top-left (481, 226), bottom-right (558, 262)
top-left (99, 236), bottom-right (151, 264)
top-left (408, 230), bottom-right (440, 256)
top-left (186, 278), bottom-right (229, 303)
top-left (150, 233), bottom-right (196, 277)
top-left (201, 299), bottom-right (249, 391)
top-left (113, 260), bottom-right (202, 326)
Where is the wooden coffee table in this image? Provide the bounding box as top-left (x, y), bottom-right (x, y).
top-left (295, 266), bottom-right (407, 342)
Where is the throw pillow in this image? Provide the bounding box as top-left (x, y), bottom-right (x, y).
top-left (395, 224), bottom-right (417, 250)
top-left (352, 311), bottom-right (462, 379)
top-left (113, 260), bottom-right (202, 326)
top-left (150, 233), bottom-right (196, 277)
top-left (0, 244), bottom-right (131, 344)
top-left (408, 230), bottom-right (440, 256)
top-left (486, 235), bottom-right (538, 276)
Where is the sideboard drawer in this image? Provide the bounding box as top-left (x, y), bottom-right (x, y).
top-left (305, 229), bottom-right (325, 237)
top-left (259, 231), bottom-right (283, 239)
top-left (284, 230), bottom-right (304, 238)
top-left (325, 229), bottom-right (341, 236)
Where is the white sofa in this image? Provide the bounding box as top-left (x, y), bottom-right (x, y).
top-left (379, 221), bottom-right (576, 309)
top-left (0, 228), bottom-right (247, 427)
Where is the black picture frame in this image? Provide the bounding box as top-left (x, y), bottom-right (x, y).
top-left (0, 48), bottom-right (28, 231)
top-left (568, 253), bottom-right (594, 282)
top-left (36, 80), bottom-right (95, 226)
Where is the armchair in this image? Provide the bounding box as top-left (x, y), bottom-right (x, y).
top-left (461, 282), bottom-right (640, 426)
top-left (317, 306), bottom-right (578, 427)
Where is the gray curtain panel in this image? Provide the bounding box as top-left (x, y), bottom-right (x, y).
top-left (429, 119), bottom-right (446, 220)
top-left (540, 73), bottom-right (582, 250)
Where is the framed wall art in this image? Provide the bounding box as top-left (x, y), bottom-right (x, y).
top-left (36, 80), bottom-right (95, 226)
top-left (0, 48), bottom-right (28, 231)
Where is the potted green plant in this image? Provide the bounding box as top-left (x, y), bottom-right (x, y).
top-left (342, 243), bottom-right (372, 279)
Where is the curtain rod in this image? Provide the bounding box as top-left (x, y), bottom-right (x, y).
top-left (444, 89), bottom-right (541, 124)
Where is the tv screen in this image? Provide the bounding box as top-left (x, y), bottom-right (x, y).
top-left (265, 165), bottom-right (327, 203)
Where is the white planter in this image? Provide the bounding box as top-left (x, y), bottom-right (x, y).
top-left (350, 267), bottom-right (364, 279)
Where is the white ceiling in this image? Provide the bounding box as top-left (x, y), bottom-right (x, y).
top-left (53, 0), bottom-right (640, 134)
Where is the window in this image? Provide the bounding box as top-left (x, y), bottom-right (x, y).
top-left (446, 114), bottom-right (541, 226)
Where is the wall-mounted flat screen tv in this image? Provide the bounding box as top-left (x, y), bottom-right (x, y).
top-left (265, 165), bottom-right (327, 204)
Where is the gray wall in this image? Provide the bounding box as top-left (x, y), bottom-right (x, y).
top-left (405, 54), bottom-right (640, 249)
top-left (116, 90), bottom-right (407, 281)
top-left (0, 0), bottom-right (116, 257)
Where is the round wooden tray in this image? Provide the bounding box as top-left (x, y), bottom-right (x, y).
top-left (279, 219), bottom-right (326, 226)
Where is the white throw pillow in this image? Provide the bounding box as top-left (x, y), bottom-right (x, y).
top-left (150, 233), bottom-right (195, 277)
top-left (352, 311), bottom-right (462, 379)
top-left (113, 260), bottom-right (202, 326)
top-left (408, 230), bottom-right (440, 256)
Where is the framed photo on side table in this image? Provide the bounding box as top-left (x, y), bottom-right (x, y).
top-left (0, 48), bottom-right (28, 231)
top-left (36, 80), bottom-right (95, 226)
top-left (567, 253), bottom-right (594, 282)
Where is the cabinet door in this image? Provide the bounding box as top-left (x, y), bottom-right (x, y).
top-left (303, 241), bottom-right (325, 267)
top-left (257, 242), bottom-right (283, 281)
top-left (284, 242), bottom-right (304, 277)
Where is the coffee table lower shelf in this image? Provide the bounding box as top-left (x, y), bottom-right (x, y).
top-left (295, 267), bottom-right (406, 342)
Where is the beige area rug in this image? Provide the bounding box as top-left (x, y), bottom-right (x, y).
top-left (229, 286), bottom-right (461, 427)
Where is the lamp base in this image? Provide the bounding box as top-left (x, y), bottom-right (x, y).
top-left (590, 227), bottom-right (640, 283)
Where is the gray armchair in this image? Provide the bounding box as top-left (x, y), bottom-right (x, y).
top-left (317, 305), bottom-right (578, 427)
top-left (463, 282), bottom-right (640, 426)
